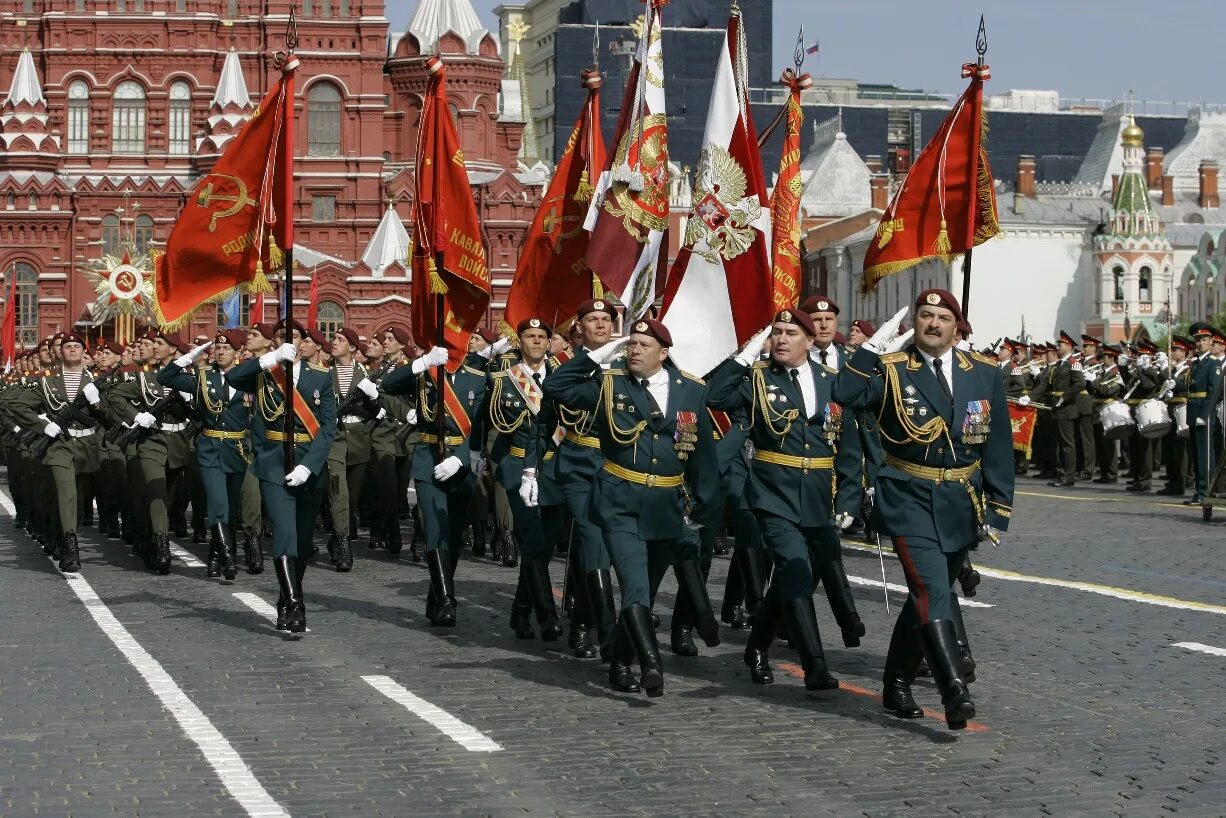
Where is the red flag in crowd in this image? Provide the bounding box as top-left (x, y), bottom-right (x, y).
top-left (768, 68), bottom-right (810, 311)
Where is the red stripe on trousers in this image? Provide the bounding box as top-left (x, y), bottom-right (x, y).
top-left (893, 536), bottom-right (930, 624)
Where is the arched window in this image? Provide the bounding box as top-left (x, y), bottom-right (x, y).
top-left (168, 81), bottom-right (192, 156)
top-left (1139, 266), bottom-right (1151, 302)
top-left (102, 214), bottom-right (121, 256)
top-left (14, 262), bottom-right (38, 347)
top-left (1113, 265), bottom-right (1125, 301)
top-left (112, 80), bottom-right (146, 154)
top-left (67, 80), bottom-right (90, 155)
top-left (316, 300), bottom-right (344, 336)
top-left (307, 83), bottom-right (342, 156)
top-left (135, 214), bottom-right (154, 253)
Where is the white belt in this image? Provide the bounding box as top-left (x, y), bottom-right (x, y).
top-left (68, 427), bottom-right (96, 438)
top-left (160, 422), bottom-right (189, 432)
top-left (341, 415), bottom-right (365, 425)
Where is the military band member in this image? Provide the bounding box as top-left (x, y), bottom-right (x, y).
top-left (1085, 344), bottom-right (1124, 483)
top-left (157, 330), bottom-right (251, 580)
top-left (834, 290), bottom-right (1014, 730)
top-left (1185, 323), bottom-right (1221, 505)
top-left (1157, 336), bottom-right (1193, 496)
top-left (380, 340), bottom-right (486, 627)
top-left (1029, 331), bottom-right (1085, 487)
top-left (1123, 341), bottom-right (1163, 492)
top-left (226, 322), bottom-right (337, 633)
top-left (546, 318), bottom-right (720, 697)
top-left (326, 327), bottom-right (381, 570)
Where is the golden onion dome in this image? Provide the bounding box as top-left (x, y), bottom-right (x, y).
top-left (1121, 116), bottom-right (1145, 148)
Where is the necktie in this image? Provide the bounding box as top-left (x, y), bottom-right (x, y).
top-left (532, 372), bottom-right (543, 388)
top-left (790, 368), bottom-right (807, 417)
top-left (933, 358), bottom-right (953, 401)
top-left (820, 349), bottom-right (829, 367)
top-left (640, 377), bottom-right (663, 418)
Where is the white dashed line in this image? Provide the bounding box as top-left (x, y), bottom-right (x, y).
top-left (233, 592), bottom-right (309, 632)
top-left (169, 543), bottom-right (206, 569)
top-left (1173, 641), bottom-right (1226, 658)
top-left (362, 675), bottom-right (503, 753)
top-left (845, 573), bottom-right (994, 608)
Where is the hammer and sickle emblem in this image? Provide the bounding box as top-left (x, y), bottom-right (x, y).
top-left (196, 173), bottom-right (257, 232)
top-left (115, 270), bottom-right (136, 293)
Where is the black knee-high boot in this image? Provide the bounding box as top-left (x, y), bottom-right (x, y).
top-left (918, 619), bottom-right (974, 729)
top-left (881, 616), bottom-right (924, 718)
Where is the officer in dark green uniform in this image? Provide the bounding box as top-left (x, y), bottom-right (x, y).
top-left (834, 289), bottom-right (1014, 730)
top-left (546, 318), bottom-right (720, 697)
top-left (1030, 331), bottom-right (1085, 487)
top-left (226, 322), bottom-right (337, 634)
top-left (1186, 324), bottom-right (1221, 505)
top-left (157, 330), bottom-right (251, 580)
top-left (379, 341), bottom-right (487, 627)
top-left (1158, 336), bottom-right (1193, 496)
top-left (486, 317), bottom-right (565, 641)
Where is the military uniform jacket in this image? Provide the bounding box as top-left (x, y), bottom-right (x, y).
top-left (106, 367), bottom-right (194, 466)
top-left (13, 366), bottom-right (107, 468)
top-left (1073, 355), bottom-right (1095, 416)
top-left (1029, 355), bottom-right (1085, 420)
top-left (545, 351), bottom-right (719, 537)
top-left (833, 345), bottom-right (1015, 552)
top-left (366, 359), bottom-right (413, 456)
top-left (483, 355), bottom-right (561, 495)
top-left (1121, 361), bottom-right (1161, 404)
top-left (381, 359), bottom-right (486, 484)
top-left (1086, 364), bottom-right (1123, 405)
top-left (543, 346), bottom-right (604, 488)
top-left (226, 357), bottom-right (337, 486)
top-left (1000, 361), bottom-right (1028, 400)
top-left (332, 361), bottom-right (375, 465)
top-left (707, 357), bottom-right (840, 528)
top-left (157, 362), bottom-right (251, 473)
top-left (1188, 353), bottom-right (1221, 424)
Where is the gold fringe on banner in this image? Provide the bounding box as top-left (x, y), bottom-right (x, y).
top-left (575, 170), bottom-right (594, 203)
top-left (427, 256), bottom-right (449, 294)
top-left (932, 218), bottom-right (952, 257)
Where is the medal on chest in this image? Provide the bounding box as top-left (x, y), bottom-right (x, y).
top-left (674, 411), bottom-right (698, 459)
top-left (963, 400), bottom-right (990, 444)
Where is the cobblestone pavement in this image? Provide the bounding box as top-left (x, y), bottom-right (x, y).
top-left (2, 471), bottom-right (1226, 816)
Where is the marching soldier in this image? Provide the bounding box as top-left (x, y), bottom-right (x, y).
top-left (326, 327), bottom-right (381, 570)
top-left (1075, 336), bottom-right (1099, 481)
top-left (835, 290), bottom-right (1014, 730)
top-left (367, 326), bottom-right (415, 556)
top-left (1029, 331), bottom-right (1085, 487)
top-left (1157, 336), bottom-right (1193, 496)
top-left (380, 340), bottom-right (486, 627)
top-left (226, 321), bottom-right (337, 633)
top-left (90, 340), bottom-right (128, 539)
top-left (156, 331), bottom-right (250, 580)
top-left (1086, 344), bottom-right (1125, 483)
top-left (1123, 341), bottom-right (1162, 492)
top-left (1185, 323), bottom-right (1221, 505)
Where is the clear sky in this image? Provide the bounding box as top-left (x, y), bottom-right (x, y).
top-left (383, 0), bottom-right (1223, 106)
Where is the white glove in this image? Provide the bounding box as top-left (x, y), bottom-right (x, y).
top-left (865, 486), bottom-right (876, 500)
top-left (1082, 369), bottom-right (1097, 383)
top-left (834, 511), bottom-right (854, 531)
top-left (173, 341), bottom-right (213, 368)
top-left (735, 325), bottom-right (773, 367)
top-left (684, 515), bottom-right (703, 532)
top-left (470, 452), bottom-right (486, 474)
top-left (285, 464), bottom-right (311, 487)
top-left (357, 379), bottom-right (379, 399)
top-left (433, 455), bottom-right (463, 482)
top-left (863, 306), bottom-right (909, 354)
top-left (405, 408), bottom-right (418, 426)
top-left (134, 411), bottom-right (156, 428)
top-left (1138, 354), bottom-right (1151, 369)
top-left (588, 335), bottom-right (631, 366)
top-left (275, 342), bottom-right (298, 364)
top-left (882, 328), bottom-right (915, 355)
top-left (43, 421), bottom-right (62, 438)
top-left (1117, 353), bottom-right (1130, 367)
top-left (11, 425), bottom-right (20, 433)
top-left (979, 524), bottom-right (1002, 546)
top-left (375, 408), bottom-right (387, 421)
top-left (1196, 417), bottom-right (1207, 427)
top-left (1028, 363), bottom-right (1040, 377)
top-left (258, 350), bottom-right (278, 370)
top-left (1155, 352), bottom-right (1169, 369)
top-left (519, 472), bottom-right (539, 507)
top-left (478, 337), bottom-right (512, 359)
top-left (178, 391), bottom-right (193, 403)
top-left (82, 382), bottom-right (101, 405)
top-left (1018, 395), bottom-right (1031, 407)
top-left (411, 346), bottom-right (449, 374)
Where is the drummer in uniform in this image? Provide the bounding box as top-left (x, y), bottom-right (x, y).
top-left (1086, 344), bottom-right (1125, 483)
top-left (1124, 341), bottom-right (1163, 492)
top-left (1157, 336), bottom-right (1193, 496)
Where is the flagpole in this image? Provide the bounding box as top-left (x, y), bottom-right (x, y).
top-left (281, 11), bottom-right (298, 470)
top-left (961, 15), bottom-right (988, 319)
top-left (434, 251), bottom-right (446, 460)
top-left (758, 27), bottom-right (806, 149)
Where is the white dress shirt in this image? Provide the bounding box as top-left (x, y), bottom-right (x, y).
top-left (811, 344), bottom-right (840, 372)
top-left (786, 361), bottom-right (818, 419)
top-left (639, 367), bottom-right (670, 416)
top-left (918, 347), bottom-right (954, 397)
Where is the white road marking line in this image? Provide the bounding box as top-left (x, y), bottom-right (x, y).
top-left (0, 490), bottom-right (286, 817)
top-left (842, 539), bottom-right (1226, 616)
top-left (169, 543), bottom-right (206, 569)
top-left (361, 675), bottom-right (503, 753)
top-left (456, 596), bottom-right (501, 615)
top-left (1173, 641), bottom-right (1226, 658)
top-left (233, 592), bottom-right (309, 633)
top-left (845, 573), bottom-right (994, 608)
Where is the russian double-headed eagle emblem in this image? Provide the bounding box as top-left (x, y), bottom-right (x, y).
top-left (684, 143), bottom-right (761, 266)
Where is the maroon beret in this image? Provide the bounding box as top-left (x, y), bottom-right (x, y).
top-left (60, 332), bottom-right (85, 347)
top-left (957, 320), bottom-right (973, 337)
top-left (799, 295), bottom-right (840, 316)
top-left (193, 334), bottom-right (210, 345)
top-left (100, 340), bottom-right (126, 356)
top-left (250, 322), bottom-right (277, 341)
top-left (275, 319), bottom-right (307, 338)
top-left (852, 319), bottom-right (876, 337)
top-left (914, 289), bottom-right (964, 323)
top-left (304, 327), bottom-right (329, 347)
top-left (576, 298), bottom-right (616, 320)
top-left (215, 329), bottom-right (247, 350)
top-left (628, 317), bottom-right (673, 348)
top-left (332, 327), bottom-right (359, 348)
top-left (382, 325), bottom-right (411, 346)
top-left (473, 327), bottom-right (495, 344)
top-left (773, 308), bottom-right (817, 337)
top-left (517, 317), bottom-right (553, 337)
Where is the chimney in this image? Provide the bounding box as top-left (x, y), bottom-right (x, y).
top-left (1162, 174), bottom-right (1175, 206)
top-left (864, 155), bottom-right (883, 174)
top-left (1199, 160), bottom-right (1220, 209)
top-left (1145, 147), bottom-right (1164, 190)
top-left (1016, 155), bottom-right (1036, 198)
top-left (1111, 174), bottom-right (1120, 200)
top-left (869, 174), bottom-right (889, 210)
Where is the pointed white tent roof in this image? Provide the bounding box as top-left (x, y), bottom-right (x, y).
top-left (798, 114), bottom-right (871, 218)
top-left (407, 0), bottom-right (493, 55)
top-left (1164, 108), bottom-right (1226, 194)
top-left (1073, 104), bottom-right (1129, 195)
top-left (4, 48), bottom-right (45, 108)
top-left (361, 204), bottom-right (411, 276)
top-left (212, 48), bottom-right (251, 109)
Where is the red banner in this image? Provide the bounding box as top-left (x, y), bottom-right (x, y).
top-left (862, 62), bottom-right (998, 293)
top-left (768, 69), bottom-right (809, 311)
top-left (410, 57), bottom-right (491, 373)
top-left (501, 70), bottom-right (606, 336)
top-left (153, 60), bottom-right (295, 329)
top-left (1009, 401), bottom-right (1037, 457)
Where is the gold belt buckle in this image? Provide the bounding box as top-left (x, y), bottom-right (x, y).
top-left (645, 474), bottom-right (658, 488)
top-left (801, 457), bottom-right (811, 469)
top-left (941, 468), bottom-right (954, 481)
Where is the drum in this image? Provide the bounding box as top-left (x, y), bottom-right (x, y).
top-left (1136, 398), bottom-right (1172, 439)
top-left (1100, 401), bottom-right (1134, 440)
top-left (1174, 404), bottom-right (1190, 438)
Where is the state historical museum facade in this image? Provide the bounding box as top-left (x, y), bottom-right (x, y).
top-left (0, 0), bottom-right (542, 347)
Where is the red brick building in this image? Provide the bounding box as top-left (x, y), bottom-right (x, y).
top-left (0, 0), bottom-right (543, 347)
